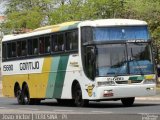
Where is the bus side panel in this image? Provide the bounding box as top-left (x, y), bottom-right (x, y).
top-left (2, 74), bottom-right (28, 97)
top-left (45, 55), bottom-right (69, 99)
top-left (60, 54), bottom-right (82, 99)
top-left (45, 56), bottom-right (60, 98)
top-left (28, 57), bottom-right (52, 98)
top-left (60, 54), bottom-right (95, 100)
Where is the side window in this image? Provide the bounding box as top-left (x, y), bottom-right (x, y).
top-left (57, 34), bottom-right (64, 51)
top-left (17, 41), bottom-right (22, 57)
top-left (72, 31), bottom-right (78, 50)
top-left (2, 43), bottom-right (6, 60)
top-left (28, 39), bottom-right (33, 55)
top-left (28, 38), bottom-right (38, 55)
top-left (6, 42), bottom-right (16, 59)
top-left (39, 36), bottom-right (51, 54)
top-left (81, 27), bottom-right (92, 44)
top-left (52, 35), bottom-right (57, 52)
top-left (45, 36), bottom-right (51, 53)
top-left (52, 33), bottom-right (64, 52)
top-left (39, 37), bottom-right (45, 54)
top-left (66, 30), bottom-right (78, 51)
top-left (33, 38), bottom-right (38, 55)
top-left (12, 42), bottom-right (17, 58)
top-left (7, 43), bottom-right (12, 58)
top-left (21, 40), bottom-right (27, 56)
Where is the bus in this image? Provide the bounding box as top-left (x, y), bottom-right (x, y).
top-left (1, 19), bottom-right (156, 107)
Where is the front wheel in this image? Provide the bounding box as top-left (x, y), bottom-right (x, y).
top-left (121, 97), bottom-right (135, 107)
top-left (74, 83), bottom-right (89, 107)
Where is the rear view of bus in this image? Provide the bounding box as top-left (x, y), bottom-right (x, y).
top-left (80, 19), bottom-right (156, 106)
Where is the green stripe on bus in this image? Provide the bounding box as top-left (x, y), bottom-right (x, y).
top-left (129, 76), bottom-right (144, 81)
top-left (46, 56), bottom-right (60, 98)
top-left (53, 55), bottom-right (69, 98)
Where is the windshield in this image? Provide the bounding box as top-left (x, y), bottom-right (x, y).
top-left (96, 43), bottom-right (154, 77)
top-left (96, 44), bottom-right (127, 76)
top-left (93, 26), bottom-right (149, 41)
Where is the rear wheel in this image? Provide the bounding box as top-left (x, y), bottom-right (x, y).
top-left (22, 84), bottom-right (30, 105)
top-left (21, 84), bottom-right (40, 105)
top-left (14, 85), bottom-right (23, 105)
top-left (74, 83), bottom-right (89, 107)
top-left (16, 89), bottom-right (23, 105)
top-left (121, 97), bottom-right (135, 107)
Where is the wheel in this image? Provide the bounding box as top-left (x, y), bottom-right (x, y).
top-left (74, 83), bottom-right (89, 107)
top-left (14, 85), bottom-right (23, 105)
top-left (21, 84), bottom-right (30, 105)
top-left (16, 89), bottom-right (23, 105)
top-left (121, 97), bottom-right (135, 107)
top-left (22, 84), bottom-right (41, 105)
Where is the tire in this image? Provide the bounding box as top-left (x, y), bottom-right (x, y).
top-left (16, 89), bottom-right (23, 105)
top-left (73, 83), bottom-right (89, 107)
top-left (121, 97), bottom-right (135, 107)
top-left (21, 84), bottom-right (41, 105)
top-left (14, 85), bottom-right (23, 105)
top-left (21, 84), bottom-right (30, 105)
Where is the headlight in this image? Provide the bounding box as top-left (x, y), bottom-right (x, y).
top-left (97, 81), bottom-right (115, 86)
top-left (143, 75), bottom-right (156, 84)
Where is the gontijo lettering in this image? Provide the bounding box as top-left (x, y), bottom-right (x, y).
top-left (20, 61), bottom-right (39, 70)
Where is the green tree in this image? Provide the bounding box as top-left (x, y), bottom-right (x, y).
top-left (121, 0), bottom-right (160, 62)
top-left (49, 0), bottom-right (125, 24)
top-left (49, 0), bottom-right (84, 24)
top-left (3, 0), bottom-right (54, 30)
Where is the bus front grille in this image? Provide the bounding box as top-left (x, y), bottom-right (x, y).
top-left (115, 80), bottom-right (143, 84)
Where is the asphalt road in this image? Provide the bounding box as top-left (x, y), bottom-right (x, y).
top-left (0, 97), bottom-right (160, 120)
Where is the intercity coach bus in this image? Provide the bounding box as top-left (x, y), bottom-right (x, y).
top-left (1, 19), bottom-right (156, 107)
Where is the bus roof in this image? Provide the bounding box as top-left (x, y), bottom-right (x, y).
top-left (2, 19), bottom-right (147, 42)
top-left (79, 19), bottom-right (147, 27)
top-left (2, 21), bottom-right (80, 42)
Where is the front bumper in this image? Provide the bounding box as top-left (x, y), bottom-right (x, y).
top-left (95, 84), bottom-right (156, 100)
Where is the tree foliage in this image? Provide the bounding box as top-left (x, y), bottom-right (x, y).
top-left (3, 0), bottom-right (160, 29)
top-left (3, 0), bottom-right (54, 30)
